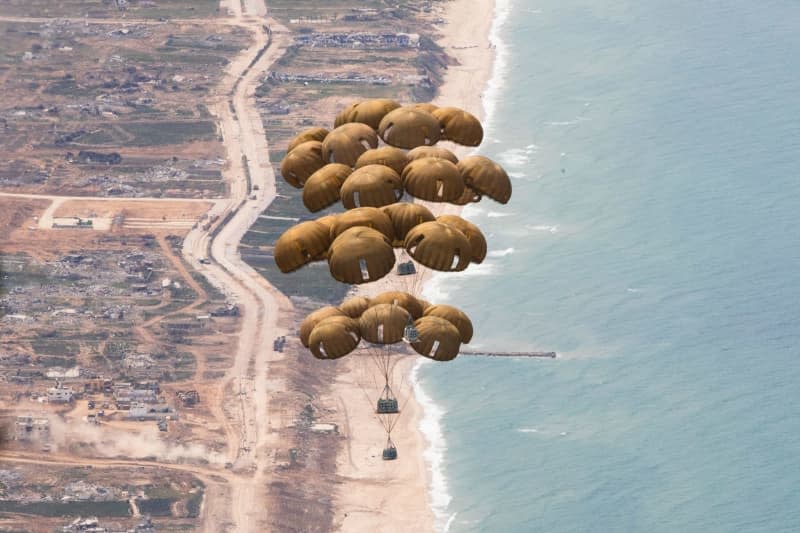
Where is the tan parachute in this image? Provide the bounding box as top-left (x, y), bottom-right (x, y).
top-left (302, 163), bottom-right (352, 212)
top-left (404, 221), bottom-right (472, 272)
top-left (458, 155), bottom-right (512, 204)
top-left (274, 220), bottom-right (331, 273)
top-left (280, 141), bottom-right (326, 188)
top-left (328, 226), bottom-right (395, 284)
top-left (378, 106), bottom-right (442, 149)
top-left (287, 126), bottom-right (329, 153)
top-left (402, 157), bottom-right (465, 203)
top-left (340, 164), bottom-right (404, 209)
top-left (432, 106), bottom-right (484, 146)
top-left (322, 122), bottom-right (379, 166)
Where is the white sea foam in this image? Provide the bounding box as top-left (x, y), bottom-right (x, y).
top-left (412, 359), bottom-right (454, 532)
top-left (527, 224), bottom-right (559, 234)
top-left (488, 247), bottom-right (515, 257)
top-left (417, 2), bottom-right (513, 530)
top-left (443, 513), bottom-right (458, 533)
top-left (508, 171), bottom-right (526, 178)
top-left (498, 147), bottom-right (531, 167)
top-left (517, 427), bottom-right (539, 433)
top-left (486, 211), bottom-right (514, 218)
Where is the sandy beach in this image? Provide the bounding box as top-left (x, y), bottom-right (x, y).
top-left (329, 1), bottom-right (498, 531)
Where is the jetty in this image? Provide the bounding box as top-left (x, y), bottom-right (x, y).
top-left (460, 350), bottom-right (557, 359)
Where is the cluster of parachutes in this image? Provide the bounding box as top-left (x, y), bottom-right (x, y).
top-left (280, 99), bottom-right (512, 213)
top-left (299, 291), bottom-right (473, 362)
top-left (274, 204), bottom-right (487, 284)
top-left (273, 99), bottom-right (510, 458)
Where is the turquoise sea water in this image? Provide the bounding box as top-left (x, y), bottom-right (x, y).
top-left (417, 1), bottom-right (800, 531)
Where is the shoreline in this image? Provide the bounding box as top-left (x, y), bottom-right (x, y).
top-left (329, 0), bottom-right (499, 531)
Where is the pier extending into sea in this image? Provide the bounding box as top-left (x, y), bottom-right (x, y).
top-left (460, 350), bottom-right (557, 359)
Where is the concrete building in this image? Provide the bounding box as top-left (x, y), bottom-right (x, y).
top-left (47, 384), bottom-right (75, 403)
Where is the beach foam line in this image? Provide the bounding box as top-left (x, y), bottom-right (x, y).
top-left (488, 247), bottom-right (515, 257)
top-left (412, 359), bottom-right (454, 532)
top-left (415, 2), bottom-right (514, 531)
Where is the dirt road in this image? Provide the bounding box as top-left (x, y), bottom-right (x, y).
top-left (180, 1), bottom-right (292, 531)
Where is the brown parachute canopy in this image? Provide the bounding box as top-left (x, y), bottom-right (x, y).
top-left (423, 304), bottom-right (474, 343)
top-left (355, 147), bottom-right (409, 175)
top-left (308, 315), bottom-right (361, 359)
top-left (432, 107), bottom-right (484, 146)
top-left (348, 99), bottom-right (402, 130)
top-left (302, 164), bottom-right (352, 213)
top-left (411, 102), bottom-right (438, 114)
top-left (299, 306), bottom-right (346, 347)
top-left (322, 123), bottom-right (379, 167)
top-left (338, 295), bottom-right (372, 318)
top-left (359, 303), bottom-right (411, 344)
top-left (457, 155), bottom-right (512, 204)
top-left (417, 299), bottom-right (432, 313)
top-left (287, 127), bottom-right (329, 153)
top-left (370, 291), bottom-right (424, 319)
top-left (402, 157), bottom-right (465, 203)
top-left (437, 214), bottom-right (487, 263)
top-left (334, 101), bottom-right (360, 128)
top-left (406, 145), bottom-right (459, 164)
top-left (404, 221), bottom-right (472, 272)
top-left (328, 226), bottom-right (395, 284)
top-left (315, 214), bottom-right (338, 235)
top-left (280, 141), bottom-right (326, 188)
top-left (411, 316), bottom-right (461, 361)
top-left (378, 107), bottom-right (442, 149)
top-left (451, 185), bottom-right (482, 206)
top-left (329, 206), bottom-right (395, 242)
top-left (274, 220), bottom-right (331, 273)
top-left (382, 202), bottom-right (435, 245)
top-left (340, 164), bottom-right (404, 209)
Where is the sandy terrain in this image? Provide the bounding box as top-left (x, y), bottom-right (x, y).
top-left (330, 1), bottom-right (498, 532)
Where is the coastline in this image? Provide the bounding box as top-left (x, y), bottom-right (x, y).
top-left (329, 0), bottom-right (499, 531)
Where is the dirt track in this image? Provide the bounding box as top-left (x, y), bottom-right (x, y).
top-left (179, 1), bottom-right (292, 530)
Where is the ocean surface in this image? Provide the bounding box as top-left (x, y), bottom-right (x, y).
top-left (416, 1), bottom-right (800, 531)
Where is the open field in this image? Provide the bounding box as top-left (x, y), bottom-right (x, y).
top-left (0, 19), bottom-right (247, 197)
top-left (0, 0), bottom-right (221, 20)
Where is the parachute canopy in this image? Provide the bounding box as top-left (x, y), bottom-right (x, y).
top-left (340, 164), bottom-right (404, 209)
top-left (437, 214), bottom-right (487, 264)
top-left (382, 202), bottom-right (435, 245)
top-left (406, 145), bottom-right (459, 164)
top-left (280, 141), bottom-right (325, 188)
top-left (411, 316), bottom-right (461, 361)
top-left (360, 303), bottom-right (411, 344)
top-left (299, 306), bottom-right (346, 348)
top-left (370, 291), bottom-right (425, 319)
top-left (328, 226), bottom-right (395, 284)
top-left (378, 107), bottom-right (442, 149)
top-left (338, 295), bottom-right (372, 318)
top-left (457, 155), bottom-right (512, 204)
top-left (404, 221), bottom-right (472, 272)
top-left (432, 107), bottom-right (484, 146)
top-left (274, 220), bottom-right (331, 273)
top-left (322, 122), bottom-right (379, 167)
top-left (308, 315), bottom-right (361, 359)
top-left (402, 157), bottom-right (465, 203)
top-left (302, 163), bottom-right (352, 212)
top-left (329, 206), bottom-right (395, 242)
top-left (348, 98), bottom-right (402, 130)
top-left (423, 304), bottom-right (474, 343)
top-left (287, 127), bottom-right (329, 153)
top-left (355, 146), bottom-right (409, 175)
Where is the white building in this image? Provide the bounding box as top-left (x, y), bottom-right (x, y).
top-left (47, 385), bottom-right (75, 403)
